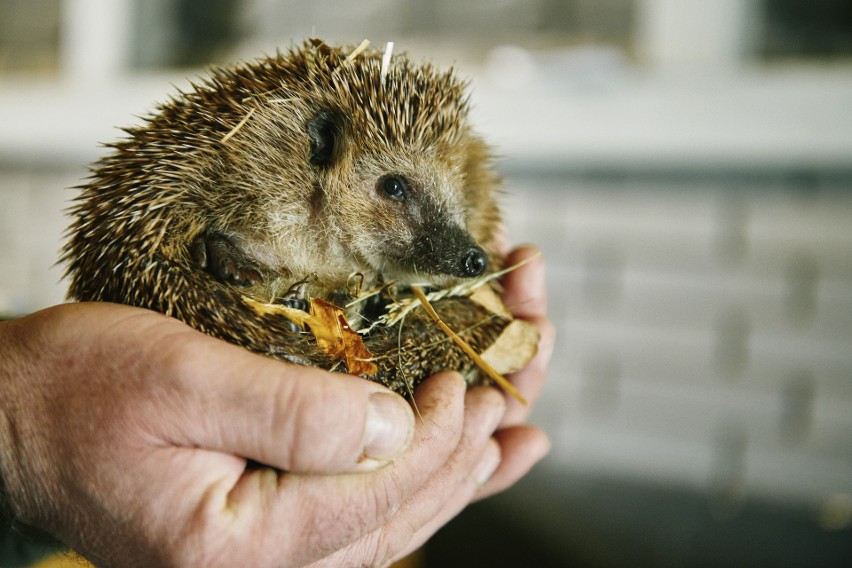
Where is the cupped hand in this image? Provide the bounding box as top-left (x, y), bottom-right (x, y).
top-left (0, 269), bottom-right (550, 568)
top-left (471, 244), bottom-right (555, 502)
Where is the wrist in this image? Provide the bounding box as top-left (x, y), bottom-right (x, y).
top-left (0, 319), bottom-right (19, 525)
top-left (0, 317), bottom-right (40, 528)
top-left (0, 463), bottom-right (10, 528)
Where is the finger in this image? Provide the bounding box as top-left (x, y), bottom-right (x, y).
top-left (219, 372), bottom-right (470, 566)
top-left (361, 387), bottom-right (505, 566)
top-left (378, 424), bottom-right (549, 564)
top-left (474, 424), bottom-right (550, 501)
top-left (502, 245), bottom-right (547, 320)
top-left (305, 388), bottom-right (506, 568)
top-left (150, 330), bottom-right (414, 474)
top-left (501, 315), bottom-right (556, 427)
top-left (386, 438), bottom-right (503, 564)
top-left (372, 386), bottom-right (504, 533)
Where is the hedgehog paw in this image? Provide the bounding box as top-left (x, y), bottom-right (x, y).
top-left (191, 231), bottom-right (263, 287)
top-left (273, 280), bottom-right (310, 334)
top-left (279, 280), bottom-right (310, 312)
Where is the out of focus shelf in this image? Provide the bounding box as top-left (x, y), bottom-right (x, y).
top-left (472, 65), bottom-right (852, 172)
top-left (2, 65), bottom-right (852, 171)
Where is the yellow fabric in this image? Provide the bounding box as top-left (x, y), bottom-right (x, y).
top-left (391, 552), bottom-right (422, 568)
top-left (28, 552), bottom-right (92, 568)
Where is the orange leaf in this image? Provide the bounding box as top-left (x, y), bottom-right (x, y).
top-left (309, 298), bottom-right (378, 376)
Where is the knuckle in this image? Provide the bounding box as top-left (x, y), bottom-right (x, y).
top-left (275, 375), bottom-right (365, 471)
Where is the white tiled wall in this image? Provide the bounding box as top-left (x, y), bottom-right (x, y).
top-left (0, 169), bottom-right (81, 315)
top-left (502, 175), bottom-right (852, 507)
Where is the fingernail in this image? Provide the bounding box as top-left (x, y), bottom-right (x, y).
top-left (363, 392), bottom-right (414, 461)
top-left (473, 441), bottom-right (501, 486)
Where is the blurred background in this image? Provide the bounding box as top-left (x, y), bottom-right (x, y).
top-left (1, 0), bottom-right (851, 566)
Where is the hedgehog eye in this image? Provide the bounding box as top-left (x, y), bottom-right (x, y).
top-left (379, 175), bottom-right (408, 201)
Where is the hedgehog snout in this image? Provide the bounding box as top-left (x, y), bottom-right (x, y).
top-left (399, 228), bottom-right (489, 279)
top-left (462, 246), bottom-right (488, 277)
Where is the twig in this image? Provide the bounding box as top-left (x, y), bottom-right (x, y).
top-left (412, 286), bottom-right (527, 405)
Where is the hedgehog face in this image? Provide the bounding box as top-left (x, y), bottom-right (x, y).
top-left (348, 165), bottom-right (488, 284)
top-left (307, 111), bottom-right (489, 284)
top-left (144, 44), bottom-right (500, 296)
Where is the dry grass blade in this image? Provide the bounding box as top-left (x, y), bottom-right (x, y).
top-left (221, 107), bottom-right (256, 143)
top-left (242, 295), bottom-right (313, 327)
top-left (361, 251), bottom-right (541, 333)
top-left (333, 39), bottom-right (371, 77)
top-left (412, 286), bottom-right (527, 405)
top-left (347, 39), bottom-right (371, 61)
top-left (381, 41), bottom-right (394, 80)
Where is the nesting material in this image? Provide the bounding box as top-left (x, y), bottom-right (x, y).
top-left (412, 286), bottom-right (527, 404)
top-left (244, 261), bottom-right (539, 404)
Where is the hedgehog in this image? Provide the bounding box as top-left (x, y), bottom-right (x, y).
top-left (62, 39), bottom-right (538, 396)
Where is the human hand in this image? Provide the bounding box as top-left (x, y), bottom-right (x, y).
top-left (0, 298), bottom-right (548, 567)
top-left (303, 244), bottom-right (554, 563)
top-left (471, 244), bottom-right (554, 501)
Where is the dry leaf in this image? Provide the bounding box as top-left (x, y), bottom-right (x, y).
top-left (479, 319), bottom-right (540, 375)
top-left (243, 295), bottom-right (377, 376)
top-left (309, 298), bottom-right (378, 376)
top-left (468, 285), bottom-right (508, 315)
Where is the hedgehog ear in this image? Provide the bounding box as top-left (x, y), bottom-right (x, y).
top-left (307, 109), bottom-right (340, 167)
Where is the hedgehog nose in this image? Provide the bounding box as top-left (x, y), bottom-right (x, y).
top-left (462, 247), bottom-right (488, 277)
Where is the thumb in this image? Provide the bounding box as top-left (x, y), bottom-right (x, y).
top-left (144, 321), bottom-right (415, 474)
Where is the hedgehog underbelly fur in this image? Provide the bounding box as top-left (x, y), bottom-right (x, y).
top-left (61, 39), bottom-right (539, 395)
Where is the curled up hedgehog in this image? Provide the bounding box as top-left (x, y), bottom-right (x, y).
top-left (62, 39), bottom-right (539, 399)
